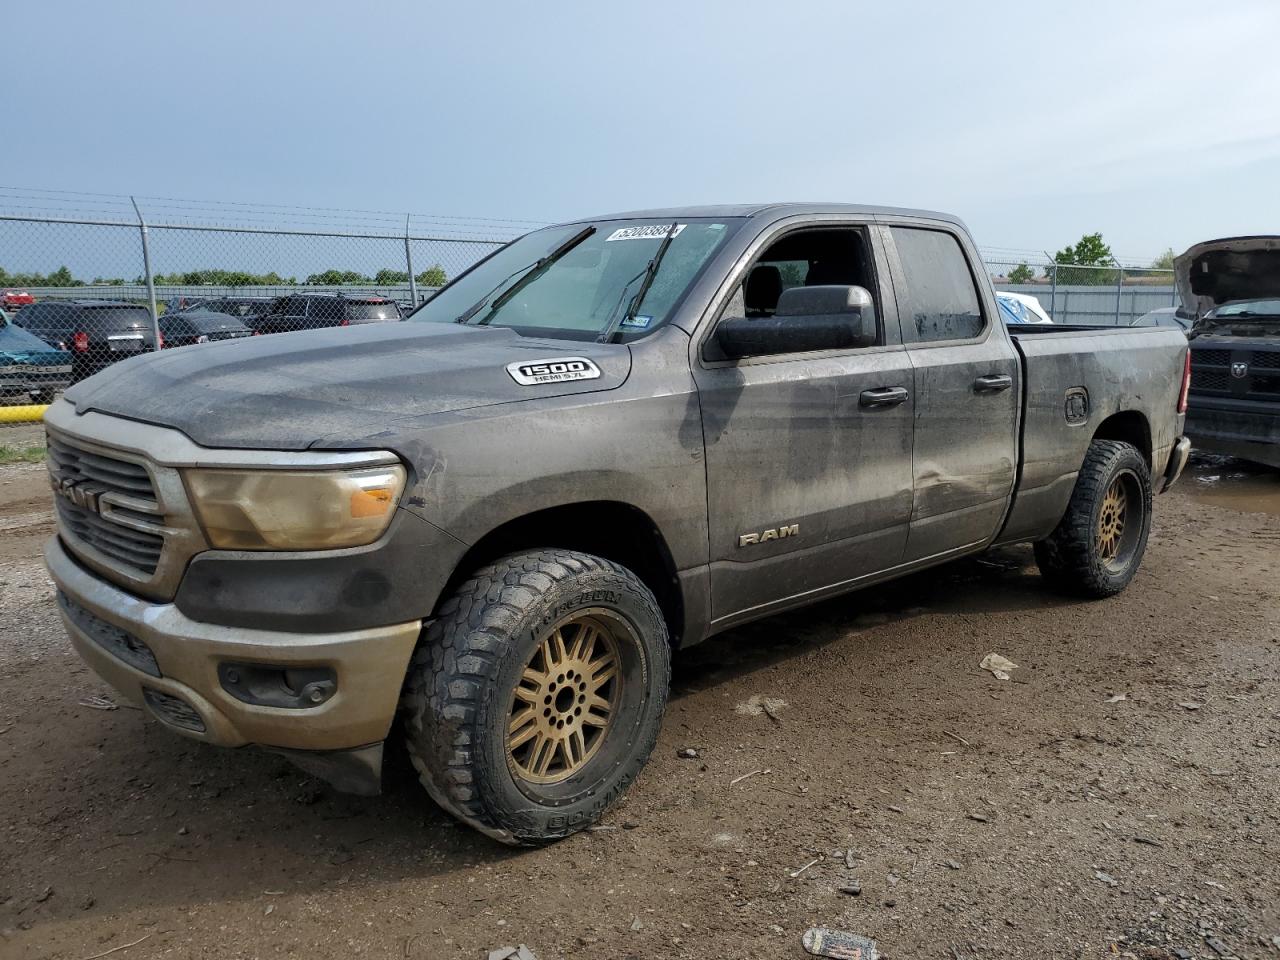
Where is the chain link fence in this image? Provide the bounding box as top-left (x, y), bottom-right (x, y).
top-left (0, 192), bottom-right (525, 439)
top-left (985, 258), bottom-right (1178, 326)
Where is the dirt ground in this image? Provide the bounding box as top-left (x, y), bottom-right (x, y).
top-left (1, 454), bottom-right (1277, 960)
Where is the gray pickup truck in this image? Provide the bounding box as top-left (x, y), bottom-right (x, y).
top-left (43, 203), bottom-right (1191, 844)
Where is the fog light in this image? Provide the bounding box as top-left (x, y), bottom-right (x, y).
top-left (218, 662), bottom-right (337, 709)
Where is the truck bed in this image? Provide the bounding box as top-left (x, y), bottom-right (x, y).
top-left (996, 325), bottom-right (1188, 544)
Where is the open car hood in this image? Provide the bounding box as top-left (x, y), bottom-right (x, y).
top-left (1175, 236), bottom-right (1280, 319)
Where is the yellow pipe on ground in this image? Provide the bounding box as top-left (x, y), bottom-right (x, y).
top-left (0, 404), bottom-right (48, 423)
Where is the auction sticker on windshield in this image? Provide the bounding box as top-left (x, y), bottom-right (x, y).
top-left (506, 357), bottom-right (603, 386)
top-left (605, 224), bottom-right (686, 242)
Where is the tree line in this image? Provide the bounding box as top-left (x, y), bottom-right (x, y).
top-left (1, 264), bottom-right (449, 288)
top-left (1004, 235), bottom-right (1178, 286)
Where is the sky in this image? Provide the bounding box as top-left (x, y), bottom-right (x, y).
top-left (4, 0), bottom-right (1280, 266)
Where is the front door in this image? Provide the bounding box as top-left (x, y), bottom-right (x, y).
top-left (694, 224), bottom-right (916, 628)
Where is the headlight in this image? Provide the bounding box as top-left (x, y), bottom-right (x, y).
top-left (184, 464), bottom-right (407, 550)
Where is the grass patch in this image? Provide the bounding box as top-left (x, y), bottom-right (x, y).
top-left (0, 444), bottom-right (45, 464)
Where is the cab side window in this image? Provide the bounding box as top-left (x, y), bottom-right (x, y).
top-left (738, 228), bottom-right (880, 340)
top-left (890, 227), bottom-right (984, 343)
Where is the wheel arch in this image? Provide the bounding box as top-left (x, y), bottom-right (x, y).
top-left (1091, 410), bottom-right (1152, 469)
top-left (438, 500), bottom-right (685, 648)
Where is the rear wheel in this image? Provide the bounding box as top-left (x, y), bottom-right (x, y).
top-left (1034, 439), bottom-right (1152, 597)
top-left (400, 550), bottom-right (670, 845)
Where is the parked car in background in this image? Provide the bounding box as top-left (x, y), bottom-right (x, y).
top-left (995, 290), bottom-right (1053, 325)
top-left (1180, 236), bottom-right (1280, 468)
top-left (159, 308), bottom-right (254, 348)
top-left (2, 289), bottom-right (35, 312)
top-left (0, 308), bottom-right (71, 402)
top-left (196, 296), bottom-right (278, 326)
top-left (1130, 306), bottom-right (1191, 333)
top-left (253, 293), bottom-right (402, 335)
top-left (13, 299), bottom-right (159, 382)
top-left (163, 295), bottom-right (207, 315)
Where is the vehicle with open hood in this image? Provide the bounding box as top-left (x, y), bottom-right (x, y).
top-left (42, 203), bottom-right (1190, 845)
top-left (1179, 236), bottom-right (1280, 468)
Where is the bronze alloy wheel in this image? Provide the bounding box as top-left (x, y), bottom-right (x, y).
top-left (507, 609), bottom-right (623, 785)
top-left (1096, 477), bottom-right (1128, 562)
top-left (1095, 469), bottom-right (1143, 571)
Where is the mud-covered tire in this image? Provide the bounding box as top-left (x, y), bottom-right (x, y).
top-left (400, 550), bottom-right (670, 845)
top-left (1034, 439), bottom-right (1152, 598)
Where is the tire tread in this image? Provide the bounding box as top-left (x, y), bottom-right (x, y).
top-left (400, 549), bottom-right (669, 845)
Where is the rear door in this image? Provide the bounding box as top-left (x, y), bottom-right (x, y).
top-left (694, 221), bottom-right (915, 627)
top-left (883, 224), bottom-right (1020, 561)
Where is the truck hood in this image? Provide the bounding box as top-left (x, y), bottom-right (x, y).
top-left (63, 322), bottom-right (632, 450)
top-left (1175, 236), bottom-right (1280, 319)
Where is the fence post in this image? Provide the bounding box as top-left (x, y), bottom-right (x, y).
top-left (1048, 262), bottom-right (1057, 317)
top-left (1114, 265), bottom-right (1124, 324)
top-left (404, 214), bottom-right (418, 307)
top-left (130, 197), bottom-right (162, 347)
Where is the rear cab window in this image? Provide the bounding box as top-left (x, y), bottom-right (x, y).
top-left (889, 227), bottom-right (986, 343)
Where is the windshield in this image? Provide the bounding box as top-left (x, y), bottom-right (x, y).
top-left (1205, 299), bottom-right (1280, 320)
top-left (346, 301), bottom-right (401, 321)
top-left (413, 218), bottom-right (741, 340)
top-left (996, 295), bottom-right (1036, 325)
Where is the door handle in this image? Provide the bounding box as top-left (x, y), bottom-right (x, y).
top-left (859, 386), bottom-right (909, 409)
top-left (974, 374), bottom-right (1013, 393)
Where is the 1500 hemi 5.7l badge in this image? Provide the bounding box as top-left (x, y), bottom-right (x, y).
top-left (506, 357), bottom-right (602, 386)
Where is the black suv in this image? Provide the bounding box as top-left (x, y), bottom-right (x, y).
top-left (159, 308), bottom-right (255, 348)
top-left (254, 294), bottom-right (402, 335)
top-left (14, 300), bottom-right (159, 382)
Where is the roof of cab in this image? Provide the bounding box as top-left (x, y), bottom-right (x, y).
top-left (564, 202), bottom-right (964, 227)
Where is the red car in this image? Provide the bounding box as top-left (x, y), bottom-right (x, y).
top-left (1, 289), bottom-right (35, 312)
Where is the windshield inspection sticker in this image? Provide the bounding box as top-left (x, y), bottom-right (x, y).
top-left (605, 224), bottom-right (686, 242)
top-left (506, 357), bottom-right (603, 386)
top-left (620, 314), bottom-right (652, 329)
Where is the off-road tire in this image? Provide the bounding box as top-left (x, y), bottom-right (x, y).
top-left (1034, 439), bottom-right (1152, 598)
top-left (400, 550), bottom-right (670, 845)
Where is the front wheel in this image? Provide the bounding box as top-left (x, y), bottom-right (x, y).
top-left (1034, 439), bottom-right (1152, 598)
top-left (400, 550), bottom-right (670, 845)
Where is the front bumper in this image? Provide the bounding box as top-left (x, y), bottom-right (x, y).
top-left (1186, 398), bottom-right (1280, 468)
top-left (47, 536), bottom-right (422, 762)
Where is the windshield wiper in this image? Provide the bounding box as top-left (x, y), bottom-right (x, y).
top-left (453, 225), bottom-right (596, 325)
top-left (596, 222), bottom-right (680, 344)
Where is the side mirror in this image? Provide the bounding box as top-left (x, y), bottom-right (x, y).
top-left (715, 285), bottom-right (877, 360)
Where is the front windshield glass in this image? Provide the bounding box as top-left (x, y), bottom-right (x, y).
top-left (1206, 299), bottom-right (1280, 319)
top-left (413, 218), bottom-right (742, 340)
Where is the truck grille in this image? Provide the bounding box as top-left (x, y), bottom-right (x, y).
top-left (47, 434), bottom-right (156, 497)
top-left (1195, 349), bottom-right (1231, 368)
top-left (45, 429), bottom-right (184, 593)
top-left (53, 498), bottom-right (164, 574)
top-left (1190, 345), bottom-right (1280, 401)
top-left (1252, 351), bottom-right (1280, 370)
top-left (1191, 369), bottom-right (1230, 393)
